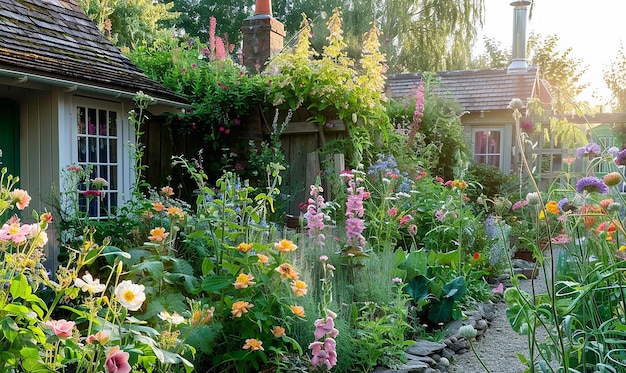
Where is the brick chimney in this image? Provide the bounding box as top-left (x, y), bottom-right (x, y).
top-left (507, 0), bottom-right (531, 74)
top-left (240, 0), bottom-right (285, 72)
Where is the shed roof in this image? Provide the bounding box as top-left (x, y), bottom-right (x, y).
top-left (387, 67), bottom-right (548, 113)
top-left (0, 0), bottom-right (188, 107)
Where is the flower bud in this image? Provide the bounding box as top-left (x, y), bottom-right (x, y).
top-left (459, 324), bottom-right (478, 339)
top-left (603, 172), bottom-right (622, 187)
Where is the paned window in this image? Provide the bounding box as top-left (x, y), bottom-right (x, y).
top-left (473, 130), bottom-right (502, 168)
top-left (76, 105), bottom-right (120, 218)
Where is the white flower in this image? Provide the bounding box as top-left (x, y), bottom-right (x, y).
top-left (459, 324), bottom-right (478, 339)
top-left (74, 272), bottom-right (106, 294)
top-left (27, 224), bottom-right (48, 248)
top-left (114, 280), bottom-right (146, 311)
top-left (159, 310), bottom-right (186, 325)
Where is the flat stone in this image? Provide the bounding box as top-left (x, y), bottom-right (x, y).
top-left (407, 340), bottom-right (447, 356)
top-left (479, 302), bottom-right (496, 321)
top-left (408, 354), bottom-right (437, 366)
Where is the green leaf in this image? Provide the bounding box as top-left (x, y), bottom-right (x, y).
top-left (134, 261), bottom-right (165, 280)
top-left (406, 275), bottom-right (429, 303)
top-left (442, 276), bottom-right (467, 301)
top-left (1, 317), bottom-right (19, 342)
top-left (20, 347), bottom-right (39, 359)
top-left (201, 275), bottom-right (231, 292)
top-left (10, 274), bottom-right (31, 299)
top-left (201, 258), bottom-right (215, 275)
top-left (427, 298), bottom-right (454, 324)
top-left (20, 358), bottom-right (53, 373)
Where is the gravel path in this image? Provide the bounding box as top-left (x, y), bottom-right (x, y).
top-left (449, 250), bottom-right (558, 373)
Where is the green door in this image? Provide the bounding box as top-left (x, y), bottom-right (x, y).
top-left (0, 99), bottom-right (19, 179)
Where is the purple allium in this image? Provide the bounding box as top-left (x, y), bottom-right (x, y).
top-left (576, 143), bottom-right (601, 159)
top-left (608, 146), bottom-right (620, 157)
top-left (615, 149), bottom-right (626, 166)
top-left (575, 176), bottom-right (609, 194)
top-left (557, 198), bottom-right (569, 212)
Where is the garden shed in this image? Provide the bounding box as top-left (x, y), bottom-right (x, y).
top-left (0, 0), bottom-right (190, 270)
top-left (386, 66), bottom-right (551, 177)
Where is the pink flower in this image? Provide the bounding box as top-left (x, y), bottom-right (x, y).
top-left (0, 220), bottom-right (32, 244)
top-left (105, 346), bottom-right (131, 373)
top-left (408, 224), bottom-right (418, 236)
top-left (314, 317), bottom-right (339, 340)
top-left (386, 207), bottom-right (398, 217)
top-left (399, 214), bottom-right (412, 227)
top-left (82, 190), bottom-right (101, 197)
top-left (492, 283), bottom-right (504, 295)
top-left (44, 319), bottom-right (75, 339)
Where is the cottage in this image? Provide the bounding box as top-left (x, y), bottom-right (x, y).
top-left (0, 0), bottom-right (189, 269)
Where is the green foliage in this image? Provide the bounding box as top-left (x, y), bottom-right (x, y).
top-left (527, 32), bottom-right (589, 114)
top-left (77, 0), bottom-right (178, 49)
top-left (128, 32), bottom-right (273, 186)
top-left (603, 44), bottom-right (626, 111)
top-left (265, 9), bottom-right (392, 165)
top-left (465, 162), bottom-right (511, 200)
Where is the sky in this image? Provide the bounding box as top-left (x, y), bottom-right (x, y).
top-left (475, 0), bottom-right (626, 109)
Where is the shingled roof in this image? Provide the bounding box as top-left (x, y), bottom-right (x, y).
top-left (0, 0), bottom-right (188, 108)
top-left (387, 67), bottom-right (548, 112)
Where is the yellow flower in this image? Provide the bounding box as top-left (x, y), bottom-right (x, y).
top-left (539, 210), bottom-right (545, 220)
top-left (271, 326), bottom-right (285, 338)
top-left (276, 263), bottom-right (299, 280)
top-left (274, 239), bottom-right (297, 253)
top-left (257, 254), bottom-right (269, 264)
top-left (242, 338), bottom-right (264, 351)
top-left (148, 227), bottom-right (169, 242)
top-left (620, 245), bottom-right (626, 251)
top-left (289, 305), bottom-right (305, 317)
top-left (545, 201), bottom-right (560, 214)
top-left (231, 301), bottom-right (253, 317)
top-left (238, 242), bottom-right (253, 253)
top-left (234, 273), bottom-right (256, 289)
top-left (291, 280), bottom-right (308, 296)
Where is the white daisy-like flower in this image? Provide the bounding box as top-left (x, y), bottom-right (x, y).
top-left (114, 280), bottom-right (146, 311)
top-left (74, 272), bottom-right (106, 294)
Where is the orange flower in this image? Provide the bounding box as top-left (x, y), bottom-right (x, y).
top-left (600, 198), bottom-right (615, 210)
top-left (231, 301), bottom-right (253, 317)
top-left (234, 273), bottom-right (256, 289)
top-left (153, 202), bottom-right (164, 212)
top-left (238, 242), bottom-right (253, 253)
top-left (290, 280), bottom-right (308, 296)
top-left (581, 204), bottom-right (601, 229)
top-left (148, 227), bottom-right (169, 242)
top-left (274, 239), bottom-right (297, 253)
top-left (276, 263), bottom-right (299, 280)
top-left (271, 326), bottom-right (285, 338)
top-left (289, 305), bottom-right (305, 317)
top-left (160, 186), bottom-right (174, 197)
top-left (242, 338), bottom-right (264, 351)
top-left (166, 206), bottom-right (185, 220)
top-left (257, 254), bottom-right (269, 264)
top-left (545, 201), bottom-right (559, 214)
top-left (10, 189), bottom-right (31, 210)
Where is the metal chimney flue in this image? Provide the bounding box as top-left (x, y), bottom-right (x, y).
top-left (507, 0), bottom-right (531, 74)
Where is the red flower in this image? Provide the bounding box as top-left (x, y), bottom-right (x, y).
top-left (473, 252), bottom-right (480, 260)
top-left (82, 190), bottom-right (101, 197)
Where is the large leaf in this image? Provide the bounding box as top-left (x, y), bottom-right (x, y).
top-left (398, 249), bottom-right (428, 279)
top-left (133, 261), bottom-right (165, 281)
top-left (406, 275), bottom-right (429, 304)
top-left (427, 298), bottom-right (454, 324)
top-left (442, 276), bottom-right (467, 301)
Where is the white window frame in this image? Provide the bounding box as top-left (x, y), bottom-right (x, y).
top-left (64, 96), bottom-right (133, 219)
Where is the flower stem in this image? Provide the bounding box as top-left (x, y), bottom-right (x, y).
top-left (469, 339), bottom-right (491, 373)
